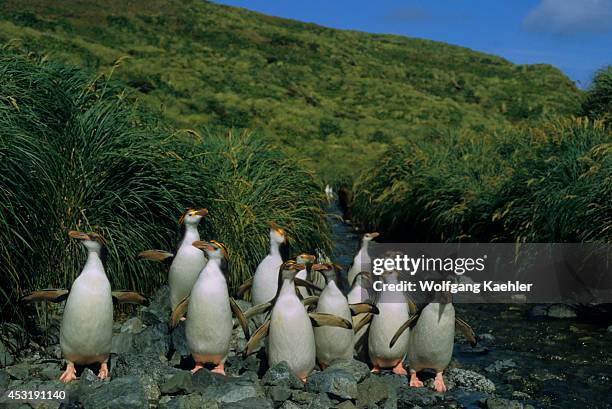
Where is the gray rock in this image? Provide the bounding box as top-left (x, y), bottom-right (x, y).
top-left (280, 401), bottom-right (303, 409)
top-left (267, 385), bottom-right (292, 402)
top-left (547, 304), bottom-right (576, 319)
top-left (485, 397), bottom-right (525, 409)
top-left (446, 368), bottom-right (495, 393)
top-left (336, 401), bottom-right (357, 409)
top-left (479, 333), bottom-right (495, 342)
top-left (140, 373), bottom-right (161, 402)
top-left (171, 322), bottom-right (190, 357)
top-left (307, 393), bottom-right (334, 409)
top-left (0, 340), bottom-right (15, 367)
top-left (221, 397), bottom-right (274, 409)
top-left (291, 390), bottom-right (318, 405)
top-left (80, 375), bottom-right (147, 409)
top-left (80, 368), bottom-right (99, 384)
top-left (111, 331), bottom-right (134, 354)
top-left (5, 363), bottom-right (29, 379)
top-left (0, 369), bottom-right (9, 389)
top-left (356, 376), bottom-right (393, 407)
top-left (112, 351), bottom-right (180, 384)
top-left (161, 371), bottom-right (194, 394)
top-left (121, 317), bottom-right (144, 334)
top-left (158, 393), bottom-right (216, 409)
top-left (262, 361), bottom-right (304, 389)
top-left (607, 325), bottom-right (612, 333)
top-left (140, 286), bottom-right (171, 325)
top-left (214, 382), bottom-right (265, 404)
top-left (528, 305), bottom-right (548, 318)
top-left (397, 386), bottom-right (443, 407)
top-left (36, 363), bottom-right (61, 380)
top-left (132, 322), bottom-right (171, 355)
top-left (485, 359), bottom-right (517, 373)
top-left (328, 359), bottom-right (370, 382)
top-left (305, 368), bottom-right (358, 400)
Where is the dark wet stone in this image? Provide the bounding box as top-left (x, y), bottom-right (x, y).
top-left (459, 345), bottom-right (489, 355)
top-left (336, 400), bottom-right (357, 409)
top-left (606, 325), bottom-right (612, 333)
top-left (291, 390), bottom-right (317, 405)
top-left (279, 401), bottom-right (303, 409)
top-left (479, 333), bottom-right (495, 343)
top-left (528, 305), bottom-right (548, 318)
top-left (328, 359), bottom-right (370, 383)
top-left (121, 317), bottom-right (144, 334)
top-left (221, 397), bottom-right (274, 409)
top-left (445, 368), bottom-right (495, 393)
top-left (396, 386), bottom-right (443, 407)
top-left (112, 351), bottom-right (181, 384)
top-left (262, 361), bottom-right (304, 389)
top-left (171, 322), bottom-right (190, 357)
top-left (132, 322), bottom-right (170, 355)
top-left (0, 340), bottom-right (15, 367)
top-left (37, 363), bottom-right (61, 380)
top-left (0, 369), bottom-right (9, 389)
top-left (546, 304), bottom-right (576, 319)
top-left (111, 331), bottom-right (134, 354)
top-left (356, 376), bottom-right (393, 407)
top-left (5, 363), bottom-right (29, 379)
top-left (306, 393), bottom-right (334, 409)
top-left (161, 371), bottom-right (194, 394)
top-left (80, 368), bottom-right (99, 384)
top-left (485, 359), bottom-right (517, 373)
top-left (80, 375), bottom-right (147, 409)
top-left (214, 382), bottom-right (265, 404)
top-left (485, 397), bottom-right (525, 409)
top-left (158, 393), bottom-right (217, 409)
top-left (267, 385), bottom-right (292, 402)
top-left (140, 285), bottom-right (172, 325)
top-left (305, 368), bottom-right (358, 400)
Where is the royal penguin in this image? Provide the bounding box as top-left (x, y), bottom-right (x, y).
top-left (368, 270), bottom-right (411, 375)
top-left (139, 208), bottom-right (208, 310)
top-left (346, 232), bottom-right (379, 287)
top-left (295, 253), bottom-right (324, 299)
top-left (170, 240), bottom-right (249, 375)
top-left (22, 231), bottom-right (147, 382)
top-left (389, 290), bottom-right (476, 392)
top-left (238, 222), bottom-right (288, 306)
top-left (243, 261), bottom-right (352, 382)
top-left (347, 271), bottom-right (374, 359)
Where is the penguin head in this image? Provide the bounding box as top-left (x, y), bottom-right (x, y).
top-left (312, 262), bottom-right (341, 283)
top-left (192, 239), bottom-right (228, 260)
top-left (295, 253), bottom-right (316, 268)
top-left (268, 221), bottom-right (287, 245)
top-left (68, 230), bottom-right (107, 253)
top-left (363, 232), bottom-right (380, 243)
top-left (351, 270), bottom-right (373, 289)
top-left (279, 260), bottom-right (305, 281)
top-left (179, 208), bottom-right (208, 226)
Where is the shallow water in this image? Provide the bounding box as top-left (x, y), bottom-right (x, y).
top-left (326, 200), bottom-right (612, 409)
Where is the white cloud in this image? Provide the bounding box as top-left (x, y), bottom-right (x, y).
top-left (523, 0), bottom-right (612, 35)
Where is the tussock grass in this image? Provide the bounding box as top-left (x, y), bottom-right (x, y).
top-left (0, 50), bottom-right (329, 321)
top-left (352, 119), bottom-right (611, 243)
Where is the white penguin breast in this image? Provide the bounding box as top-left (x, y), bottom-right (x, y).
top-left (368, 301), bottom-right (410, 360)
top-left (269, 292), bottom-right (315, 375)
top-left (60, 270), bottom-right (113, 363)
top-left (314, 285), bottom-right (353, 362)
top-left (408, 303), bottom-right (455, 372)
top-left (169, 243), bottom-right (207, 308)
top-left (252, 254), bottom-right (282, 306)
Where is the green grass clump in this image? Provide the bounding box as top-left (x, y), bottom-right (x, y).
top-left (351, 119), bottom-right (611, 243)
top-left (0, 50), bottom-right (329, 321)
top-left (582, 66), bottom-right (612, 127)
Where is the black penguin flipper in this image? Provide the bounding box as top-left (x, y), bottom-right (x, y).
top-left (230, 297), bottom-right (250, 340)
top-left (352, 312), bottom-right (373, 334)
top-left (112, 291), bottom-right (149, 306)
top-left (349, 302), bottom-right (379, 315)
top-left (389, 312), bottom-right (421, 349)
top-left (455, 317), bottom-right (477, 346)
top-left (244, 301), bottom-right (273, 320)
top-left (294, 278), bottom-right (322, 293)
top-left (301, 295), bottom-right (319, 308)
top-left (309, 312), bottom-right (352, 329)
top-left (138, 249), bottom-right (174, 264)
top-left (243, 319), bottom-right (270, 358)
top-left (21, 289), bottom-right (69, 303)
top-left (237, 277), bottom-right (253, 297)
top-left (169, 295), bottom-right (190, 329)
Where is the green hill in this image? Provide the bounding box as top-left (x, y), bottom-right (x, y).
top-left (0, 0), bottom-right (583, 181)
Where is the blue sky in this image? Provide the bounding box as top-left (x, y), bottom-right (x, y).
top-left (214, 0), bottom-right (612, 88)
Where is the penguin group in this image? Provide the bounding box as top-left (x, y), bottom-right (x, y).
top-left (22, 208), bottom-right (477, 394)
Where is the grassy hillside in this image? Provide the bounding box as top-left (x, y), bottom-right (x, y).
top-left (0, 0), bottom-right (583, 181)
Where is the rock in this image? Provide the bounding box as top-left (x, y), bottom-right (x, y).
top-left (445, 368), bottom-right (495, 393)
top-left (121, 317), bottom-right (144, 334)
top-left (80, 375), bottom-right (147, 409)
top-left (111, 331), bottom-right (134, 354)
top-left (161, 371), bottom-right (194, 394)
top-left (356, 376), bottom-right (393, 407)
top-left (336, 401), bottom-right (356, 409)
top-left (112, 351), bottom-right (180, 384)
top-left (267, 385), bottom-right (292, 402)
top-left (140, 373), bottom-right (161, 402)
top-left (159, 393), bottom-right (218, 409)
top-left (397, 386), bottom-right (443, 406)
top-left (132, 322), bottom-right (171, 355)
top-left (606, 325), bottom-right (612, 333)
top-left (459, 345), bottom-right (489, 355)
top-left (305, 368), bottom-right (358, 400)
top-left (307, 393), bottom-right (334, 409)
top-left (221, 397), bottom-right (274, 409)
top-left (328, 359), bottom-right (370, 382)
top-left (280, 401), bottom-right (303, 409)
top-left (528, 305), bottom-right (548, 318)
top-left (140, 286), bottom-right (171, 325)
top-left (485, 359), bottom-right (517, 373)
top-left (171, 322), bottom-right (190, 357)
top-left (0, 340), bottom-right (15, 367)
top-left (5, 363), bottom-right (29, 379)
top-left (547, 304), bottom-right (576, 319)
top-left (80, 368), bottom-right (99, 384)
top-left (262, 361), bottom-right (304, 389)
top-left (479, 333), bottom-right (495, 342)
top-left (214, 382), bottom-right (265, 404)
top-left (0, 369), bottom-right (9, 389)
top-left (36, 363), bottom-right (61, 381)
top-left (291, 390), bottom-right (318, 405)
top-left (485, 397), bottom-right (525, 409)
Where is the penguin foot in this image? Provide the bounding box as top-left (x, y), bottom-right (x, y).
top-left (211, 363), bottom-right (225, 375)
top-left (180, 317), bottom-right (186, 321)
top-left (370, 365), bottom-right (381, 374)
top-left (433, 372), bottom-right (447, 393)
top-left (299, 376), bottom-right (308, 383)
top-left (97, 362), bottom-right (109, 380)
top-left (409, 372), bottom-right (424, 387)
top-left (319, 362), bottom-right (328, 370)
top-left (392, 362), bottom-right (407, 376)
top-left (59, 363), bottom-right (77, 383)
top-left (191, 363), bottom-right (204, 374)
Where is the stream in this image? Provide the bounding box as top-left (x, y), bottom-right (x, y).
top-left (325, 200), bottom-right (612, 409)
